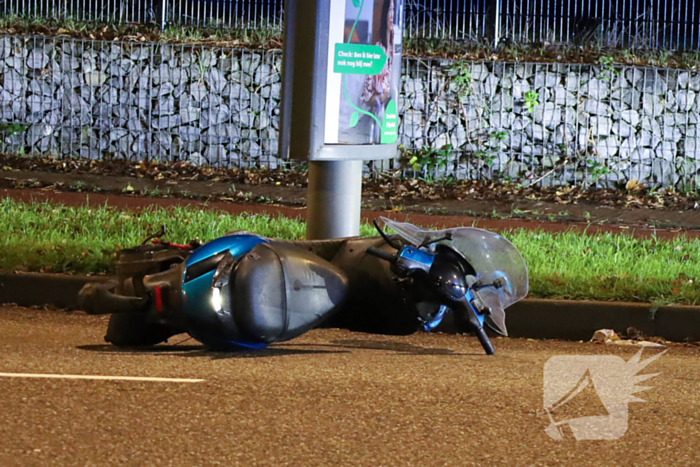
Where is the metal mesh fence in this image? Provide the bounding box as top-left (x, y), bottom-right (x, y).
top-left (500, 0), bottom-right (700, 50)
top-left (2, 35), bottom-right (700, 189)
top-left (0, 0), bottom-right (159, 24)
top-left (404, 0), bottom-right (490, 42)
top-left (2, 1), bottom-right (700, 50)
top-left (392, 56), bottom-right (700, 190)
top-left (0, 37), bottom-right (283, 170)
top-left (166, 0), bottom-right (283, 29)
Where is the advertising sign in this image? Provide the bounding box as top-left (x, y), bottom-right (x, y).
top-left (324, 0), bottom-right (404, 147)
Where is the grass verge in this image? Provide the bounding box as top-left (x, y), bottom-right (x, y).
top-left (1, 198), bottom-right (699, 305)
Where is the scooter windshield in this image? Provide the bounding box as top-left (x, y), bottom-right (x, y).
top-left (381, 217), bottom-right (529, 313)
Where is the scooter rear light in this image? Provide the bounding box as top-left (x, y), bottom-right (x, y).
top-left (154, 286), bottom-right (163, 312)
top-left (151, 239), bottom-right (192, 250)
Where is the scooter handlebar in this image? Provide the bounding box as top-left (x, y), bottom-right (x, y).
top-left (366, 247), bottom-right (397, 263)
top-left (453, 296), bottom-right (495, 355)
top-left (474, 327), bottom-right (495, 355)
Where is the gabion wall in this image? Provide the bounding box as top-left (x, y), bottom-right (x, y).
top-left (2, 34), bottom-right (700, 189)
top-left (0, 36), bottom-right (284, 169)
top-left (398, 59), bottom-right (700, 189)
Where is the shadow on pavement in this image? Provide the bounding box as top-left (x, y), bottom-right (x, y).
top-left (284, 339), bottom-right (481, 356)
top-left (78, 344), bottom-right (349, 359)
top-left (331, 339), bottom-right (480, 355)
top-left (179, 348), bottom-right (350, 359)
top-left (78, 344), bottom-right (206, 354)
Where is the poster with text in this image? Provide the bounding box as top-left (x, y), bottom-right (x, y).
top-left (324, 0), bottom-right (403, 145)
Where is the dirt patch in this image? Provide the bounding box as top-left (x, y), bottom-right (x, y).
top-left (4, 154), bottom-right (700, 232)
top-left (3, 186), bottom-right (699, 241)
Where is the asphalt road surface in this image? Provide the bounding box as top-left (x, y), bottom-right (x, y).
top-left (0, 306), bottom-right (698, 466)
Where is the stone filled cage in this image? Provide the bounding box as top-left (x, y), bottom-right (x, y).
top-left (2, 36), bottom-right (700, 189)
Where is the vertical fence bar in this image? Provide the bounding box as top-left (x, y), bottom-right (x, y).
top-left (494, 0), bottom-right (501, 47)
top-left (518, 0), bottom-right (523, 43)
top-left (692, 0), bottom-right (696, 50)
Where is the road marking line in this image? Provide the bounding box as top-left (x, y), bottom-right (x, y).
top-left (0, 373), bottom-right (204, 383)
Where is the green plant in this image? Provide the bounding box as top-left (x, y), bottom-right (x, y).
top-left (524, 90), bottom-right (539, 113)
top-left (587, 159), bottom-right (611, 181)
top-left (474, 131), bottom-right (508, 168)
top-left (596, 55), bottom-right (620, 81)
top-left (450, 62), bottom-right (472, 98)
top-left (71, 181), bottom-right (87, 192)
top-left (0, 123), bottom-right (28, 137)
top-left (405, 145), bottom-right (452, 173)
top-left (598, 55), bottom-right (614, 67)
top-left (196, 58), bottom-right (206, 82)
top-left (440, 174), bottom-right (456, 187)
top-left (474, 149), bottom-right (497, 167)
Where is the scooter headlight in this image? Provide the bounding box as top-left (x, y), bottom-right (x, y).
top-left (211, 252), bottom-right (236, 316)
top-left (211, 287), bottom-right (223, 312)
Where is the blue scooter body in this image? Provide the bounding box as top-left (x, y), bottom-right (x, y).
top-left (182, 234), bottom-right (269, 349)
top-left (181, 234), bottom-right (349, 350)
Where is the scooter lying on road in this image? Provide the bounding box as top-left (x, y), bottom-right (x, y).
top-left (79, 218), bottom-right (528, 354)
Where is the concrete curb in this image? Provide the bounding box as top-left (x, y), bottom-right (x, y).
top-left (503, 299), bottom-right (700, 342)
top-left (0, 273), bottom-right (112, 310)
top-left (2, 273), bottom-right (699, 342)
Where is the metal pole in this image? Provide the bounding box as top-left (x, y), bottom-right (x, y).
top-left (306, 160), bottom-right (363, 239)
